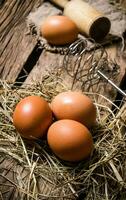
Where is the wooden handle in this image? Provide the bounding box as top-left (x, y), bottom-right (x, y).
top-left (49, 0), bottom-right (69, 8)
top-left (63, 0), bottom-right (111, 40)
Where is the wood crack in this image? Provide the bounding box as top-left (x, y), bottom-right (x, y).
top-left (14, 42), bottom-right (43, 86)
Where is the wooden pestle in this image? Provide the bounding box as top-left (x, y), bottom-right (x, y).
top-left (49, 0), bottom-right (111, 41)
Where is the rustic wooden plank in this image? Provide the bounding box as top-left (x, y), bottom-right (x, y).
top-left (24, 2), bottom-right (66, 85)
top-left (0, 0), bottom-right (43, 82)
top-left (24, 0), bottom-right (126, 108)
top-left (24, 43), bottom-right (126, 108)
top-left (47, 0), bottom-right (126, 37)
top-left (0, 153), bottom-right (76, 199)
top-left (90, 44), bottom-right (126, 105)
top-left (24, 50), bottom-right (64, 84)
top-left (0, 22), bottom-right (37, 82)
top-left (26, 0), bottom-right (126, 51)
top-left (90, 0), bottom-right (126, 36)
top-left (0, 155), bottom-right (52, 199)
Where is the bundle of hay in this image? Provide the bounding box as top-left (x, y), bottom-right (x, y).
top-left (0, 69), bottom-right (126, 199)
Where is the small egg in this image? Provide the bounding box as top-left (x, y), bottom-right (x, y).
top-left (50, 91), bottom-right (96, 128)
top-left (13, 96), bottom-right (53, 139)
top-left (47, 119), bottom-right (94, 162)
top-left (40, 15), bottom-right (78, 45)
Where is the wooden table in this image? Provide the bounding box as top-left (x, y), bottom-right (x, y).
top-left (0, 0), bottom-right (126, 199)
top-left (1, 0), bottom-right (126, 98)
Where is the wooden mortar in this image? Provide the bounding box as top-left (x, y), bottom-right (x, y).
top-left (49, 0), bottom-right (111, 41)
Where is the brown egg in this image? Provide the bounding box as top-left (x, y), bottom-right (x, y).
top-left (40, 15), bottom-right (78, 45)
top-left (13, 96), bottom-right (53, 139)
top-left (50, 91), bottom-right (96, 128)
top-left (47, 119), bottom-right (94, 162)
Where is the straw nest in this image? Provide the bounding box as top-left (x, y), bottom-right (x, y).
top-left (0, 67), bottom-right (126, 200)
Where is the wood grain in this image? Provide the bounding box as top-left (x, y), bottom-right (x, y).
top-left (24, 0), bottom-right (126, 109)
top-left (0, 156), bottom-right (54, 199)
top-left (24, 43), bottom-right (126, 108)
top-left (0, 0), bottom-right (43, 82)
top-left (25, 50), bottom-right (64, 84)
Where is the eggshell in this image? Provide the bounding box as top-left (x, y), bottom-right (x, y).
top-left (50, 91), bottom-right (96, 128)
top-left (40, 15), bottom-right (78, 45)
top-left (13, 96), bottom-right (53, 139)
top-left (47, 119), bottom-right (94, 162)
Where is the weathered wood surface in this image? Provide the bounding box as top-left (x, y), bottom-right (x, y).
top-left (0, 0), bottom-right (43, 82)
top-left (0, 156), bottom-right (26, 200)
top-left (24, 0), bottom-right (126, 105)
top-left (0, 1), bottom-right (126, 200)
top-left (24, 44), bottom-right (126, 108)
top-left (49, 0), bottom-right (126, 36)
top-left (1, 0), bottom-right (126, 84)
top-left (90, 0), bottom-right (126, 36)
top-left (25, 50), bottom-right (64, 84)
top-left (0, 155), bottom-right (72, 200)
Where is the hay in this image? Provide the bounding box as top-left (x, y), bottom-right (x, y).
top-left (0, 70), bottom-right (126, 200)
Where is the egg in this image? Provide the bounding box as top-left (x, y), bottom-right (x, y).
top-left (47, 119), bottom-right (94, 162)
top-left (50, 91), bottom-right (96, 128)
top-left (13, 96), bottom-right (53, 139)
top-left (40, 15), bottom-right (78, 45)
